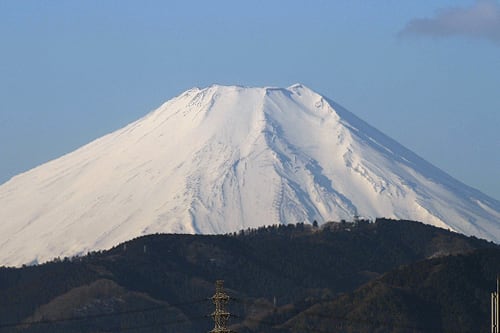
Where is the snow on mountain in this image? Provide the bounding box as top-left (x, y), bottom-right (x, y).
top-left (0, 84), bottom-right (499, 266)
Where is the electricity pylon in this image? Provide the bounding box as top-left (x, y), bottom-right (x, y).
top-left (210, 280), bottom-right (233, 333)
top-left (493, 275), bottom-right (499, 333)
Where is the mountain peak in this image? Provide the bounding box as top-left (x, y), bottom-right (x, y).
top-left (287, 82), bottom-right (310, 90)
top-left (0, 84), bottom-right (498, 266)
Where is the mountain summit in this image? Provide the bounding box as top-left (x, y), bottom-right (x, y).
top-left (0, 84), bottom-right (499, 266)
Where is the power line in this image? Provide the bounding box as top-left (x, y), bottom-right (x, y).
top-left (234, 313), bottom-right (430, 333)
top-left (106, 315), bottom-right (209, 332)
top-left (0, 298), bottom-right (209, 330)
top-left (231, 302), bottom-right (438, 333)
top-left (299, 311), bottom-right (436, 333)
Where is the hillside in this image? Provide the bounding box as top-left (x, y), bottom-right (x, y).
top-left (280, 248), bottom-right (500, 333)
top-left (0, 219), bottom-right (497, 333)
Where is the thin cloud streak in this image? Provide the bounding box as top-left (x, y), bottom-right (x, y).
top-left (399, 0), bottom-right (500, 44)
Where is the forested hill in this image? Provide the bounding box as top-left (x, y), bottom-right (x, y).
top-left (0, 218), bottom-right (497, 333)
top-left (281, 247), bottom-right (500, 333)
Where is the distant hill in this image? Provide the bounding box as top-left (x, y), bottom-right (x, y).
top-left (0, 218), bottom-right (497, 333)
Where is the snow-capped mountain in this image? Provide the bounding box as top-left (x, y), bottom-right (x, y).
top-left (0, 84), bottom-right (499, 266)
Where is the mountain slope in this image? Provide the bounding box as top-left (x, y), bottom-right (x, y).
top-left (0, 84), bottom-right (499, 266)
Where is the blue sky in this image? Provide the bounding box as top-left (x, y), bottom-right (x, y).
top-left (1, 0), bottom-right (499, 200)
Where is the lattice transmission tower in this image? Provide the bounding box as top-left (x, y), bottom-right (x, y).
top-left (493, 275), bottom-right (500, 333)
top-left (210, 280), bottom-right (234, 333)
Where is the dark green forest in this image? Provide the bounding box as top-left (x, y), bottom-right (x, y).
top-left (0, 218), bottom-right (498, 333)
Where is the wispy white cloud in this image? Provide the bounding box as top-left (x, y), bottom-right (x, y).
top-left (399, 0), bottom-right (500, 44)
